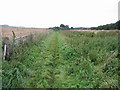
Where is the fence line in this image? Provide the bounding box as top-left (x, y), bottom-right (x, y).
top-left (15, 34), bottom-right (31, 40)
top-left (2, 31), bottom-right (33, 60)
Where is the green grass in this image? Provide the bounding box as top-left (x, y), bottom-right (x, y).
top-left (0, 35), bottom-right (2, 89)
top-left (2, 31), bottom-right (119, 88)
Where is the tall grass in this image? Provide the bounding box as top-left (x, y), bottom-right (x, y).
top-left (2, 31), bottom-right (52, 88)
top-left (0, 37), bottom-right (2, 89)
top-left (2, 30), bottom-right (119, 88)
top-left (60, 31), bottom-right (119, 88)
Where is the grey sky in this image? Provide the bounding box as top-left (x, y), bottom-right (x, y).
top-left (0, 0), bottom-right (119, 28)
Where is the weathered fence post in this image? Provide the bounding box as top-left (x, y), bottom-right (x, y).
top-left (3, 44), bottom-right (7, 60)
top-left (12, 31), bottom-right (16, 55)
top-left (2, 37), bottom-right (10, 60)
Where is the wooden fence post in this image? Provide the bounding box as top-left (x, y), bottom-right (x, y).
top-left (2, 37), bottom-right (10, 60)
top-left (3, 44), bottom-right (7, 60)
top-left (12, 31), bottom-right (16, 55)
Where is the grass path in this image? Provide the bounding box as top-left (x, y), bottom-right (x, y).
top-left (2, 31), bottom-right (118, 88)
top-left (23, 32), bottom-right (68, 88)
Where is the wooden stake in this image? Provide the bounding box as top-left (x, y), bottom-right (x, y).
top-left (3, 44), bottom-right (7, 60)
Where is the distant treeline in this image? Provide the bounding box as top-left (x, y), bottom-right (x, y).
top-left (49, 24), bottom-right (70, 30)
top-left (50, 20), bottom-right (120, 30)
top-left (91, 20), bottom-right (120, 30)
top-left (49, 24), bottom-right (89, 30)
top-left (50, 20), bottom-right (120, 31)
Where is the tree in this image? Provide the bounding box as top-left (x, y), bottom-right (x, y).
top-left (117, 20), bottom-right (120, 30)
top-left (60, 24), bottom-right (65, 28)
top-left (65, 25), bottom-right (69, 30)
top-left (90, 20), bottom-right (120, 30)
top-left (71, 27), bottom-right (74, 29)
top-left (53, 27), bottom-right (60, 31)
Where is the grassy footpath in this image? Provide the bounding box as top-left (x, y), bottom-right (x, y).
top-left (24, 32), bottom-right (72, 88)
top-left (2, 32), bottom-right (69, 88)
top-left (2, 31), bottom-right (119, 88)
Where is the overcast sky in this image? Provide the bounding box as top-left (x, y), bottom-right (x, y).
top-left (0, 0), bottom-right (119, 28)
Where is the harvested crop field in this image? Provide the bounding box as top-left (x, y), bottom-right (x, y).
top-left (1, 26), bottom-right (51, 38)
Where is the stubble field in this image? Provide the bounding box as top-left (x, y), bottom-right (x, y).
top-left (2, 26), bottom-right (51, 38)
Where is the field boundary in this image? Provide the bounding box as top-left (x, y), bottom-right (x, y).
top-left (2, 31), bottom-right (33, 60)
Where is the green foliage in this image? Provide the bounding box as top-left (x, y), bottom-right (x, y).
top-left (2, 32), bottom-right (52, 88)
top-left (60, 24), bottom-right (65, 28)
top-left (2, 31), bottom-right (119, 88)
top-left (50, 24), bottom-right (70, 31)
top-left (91, 20), bottom-right (120, 30)
top-left (60, 31), bottom-right (119, 88)
top-left (52, 27), bottom-right (60, 31)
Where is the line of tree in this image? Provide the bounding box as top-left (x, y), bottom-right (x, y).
top-left (49, 24), bottom-right (71, 31)
top-left (91, 20), bottom-right (120, 30)
top-left (49, 20), bottom-right (120, 31)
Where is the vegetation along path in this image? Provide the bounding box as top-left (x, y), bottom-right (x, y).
top-left (2, 31), bottom-right (119, 88)
top-left (25, 32), bottom-right (68, 88)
